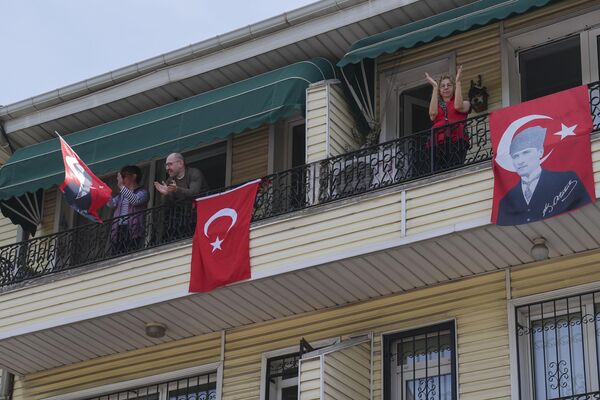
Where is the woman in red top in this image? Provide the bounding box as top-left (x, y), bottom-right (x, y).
top-left (423, 65), bottom-right (471, 173)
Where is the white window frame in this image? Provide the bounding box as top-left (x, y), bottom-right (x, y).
top-left (378, 53), bottom-right (455, 142)
top-left (381, 319), bottom-right (458, 400)
top-left (259, 337), bottom-right (339, 400)
top-left (42, 363), bottom-right (222, 400)
top-left (501, 6), bottom-right (600, 106)
top-left (508, 280), bottom-right (600, 399)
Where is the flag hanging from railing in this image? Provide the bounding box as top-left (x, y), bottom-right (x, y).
top-left (59, 136), bottom-right (112, 223)
top-left (490, 85), bottom-right (595, 226)
top-left (190, 179), bottom-right (260, 292)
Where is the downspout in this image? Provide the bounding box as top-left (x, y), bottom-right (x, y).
top-left (0, 120), bottom-right (14, 155)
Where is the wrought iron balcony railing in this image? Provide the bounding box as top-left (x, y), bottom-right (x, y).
top-left (1, 82), bottom-right (599, 288)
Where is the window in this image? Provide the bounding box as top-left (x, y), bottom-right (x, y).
top-left (383, 322), bottom-right (457, 400)
top-left (83, 372), bottom-right (217, 400)
top-left (154, 141), bottom-right (228, 205)
top-left (519, 35), bottom-right (582, 101)
top-left (265, 352), bottom-right (300, 400)
top-left (515, 291), bottom-right (600, 399)
top-left (504, 8), bottom-right (600, 103)
top-left (380, 56), bottom-right (453, 141)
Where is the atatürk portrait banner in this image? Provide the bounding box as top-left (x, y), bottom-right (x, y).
top-left (490, 85), bottom-right (595, 226)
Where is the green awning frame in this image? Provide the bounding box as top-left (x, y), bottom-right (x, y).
top-left (337, 0), bottom-right (557, 67)
top-left (0, 58), bottom-right (336, 200)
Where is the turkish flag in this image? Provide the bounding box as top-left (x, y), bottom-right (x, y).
top-left (189, 179), bottom-right (260, 292)
top-left (490, 85), bottom-right (595, 225)
top-left (58, 136), bottom-right (112, 223)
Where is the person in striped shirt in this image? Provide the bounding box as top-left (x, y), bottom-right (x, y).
top-left (108, 165), bottom-right (149, 254)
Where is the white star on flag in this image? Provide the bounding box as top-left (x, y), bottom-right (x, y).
top-left (210, 236), bottom-right (224, 252)
top-left (553, 123), bottom-right (577, 140)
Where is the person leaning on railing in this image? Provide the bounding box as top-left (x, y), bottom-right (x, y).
top-left (107, 165), bottom-right (149, 254)
top-left (423, 65), bottom-right (471, 173)
top-left (153, 153), bottom-right (209, 240)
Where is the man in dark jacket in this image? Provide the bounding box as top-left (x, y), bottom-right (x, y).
top-left (497, 126), bottom-right (591, 225)
top-left (154, 153), bottom-right (208, 203)
top-left (154, 153), bottom-right (209, 240)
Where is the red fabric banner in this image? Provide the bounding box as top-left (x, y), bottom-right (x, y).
top-left (59, 137), bottom-right (112, 223)
top-left (490, 85), bottom-right (595, 225)
top-left (189, 179), bottom-right (260, 292)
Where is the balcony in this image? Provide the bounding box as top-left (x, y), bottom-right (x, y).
top-left (2, 81), bottom-right (600, 289)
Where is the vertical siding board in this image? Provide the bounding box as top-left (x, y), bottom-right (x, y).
top-left (307, 84), bottom-right (329, 163)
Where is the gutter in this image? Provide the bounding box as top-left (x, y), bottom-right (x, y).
top-left (0, 122), bottom-right (13, 155)
top-left (0, 0), bottom-right (366, 119)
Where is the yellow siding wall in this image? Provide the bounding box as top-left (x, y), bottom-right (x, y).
top-left (378, 23), bottom-right (502, 115)
top-left (307, 83), bottom-right (328, 163)
top-left (0, 215), bottom-right (17, 248)
top-left (511, 251), bottom-right (600, 299)
top-left (12, 332), bottom-right (221, 400)
top-left (231, 127), bottom-right (269, 184)
top-left (503, 0), bottom-right (599, 33)
top-left (222, 271), bottom-right (509, 400)
top-left (328, 84), bottom-right (359, 156)
top-left (250, 190), bottom-right (403, 274)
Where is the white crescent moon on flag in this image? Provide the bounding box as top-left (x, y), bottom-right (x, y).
top-left (495, 114), bottom-right (553, 172)
top-left (204, 208), bottom-right (238, 238)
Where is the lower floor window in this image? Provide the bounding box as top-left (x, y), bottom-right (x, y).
top-left (266, 352), bottom-right (300, 400)
top-left (516, 291), bottom-right (600, 399)
top-left (85, 372), bottom-right (216, 400)
top-left (384, 322), bottom-right (457, 400)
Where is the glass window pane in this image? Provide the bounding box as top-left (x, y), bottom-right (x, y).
top-left (519, 35), bottom-right (582, 101)
top-left (386, 322), bottom-right (455, 400)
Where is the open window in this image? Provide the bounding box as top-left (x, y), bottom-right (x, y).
top-left (504, 8), bottom-right (600, 104)
top-left (297, 335), bottom-right (372, 400)
top-left (380, 56), bottom-right (454, 141)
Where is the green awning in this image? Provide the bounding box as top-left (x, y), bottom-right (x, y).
top-left (337, 0), bottom-right (556, 67)
top-left (0, 58), bottom-right (336, 200)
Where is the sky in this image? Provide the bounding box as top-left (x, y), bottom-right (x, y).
top-left (0, 0), bottom-right (317, 105)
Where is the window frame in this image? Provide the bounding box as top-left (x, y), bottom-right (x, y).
top-left (42, 363), bottom-right (222, 400)
top-left (501, 6), bottom-right (600, 106)
top-left (508, 281), bottom-right (600, 399)
top-left (378, 53), bottom-right (455, 142)
top-left (382, 320), bottom-right (458, 400)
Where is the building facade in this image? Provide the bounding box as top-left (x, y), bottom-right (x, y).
top-left (1, 0), bottom-right (600, 399)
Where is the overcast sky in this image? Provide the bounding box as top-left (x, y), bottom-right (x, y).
top-left (0, 0), bottom-right (317, 105)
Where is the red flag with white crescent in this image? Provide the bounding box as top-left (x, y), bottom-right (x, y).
top-left (189, 179), bottom-right (260, 292)
top-left (490, 85), bottom-right (595, 225)
top-left (58, 137), bottom-right (112, 223)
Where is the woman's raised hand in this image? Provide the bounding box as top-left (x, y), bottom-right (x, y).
top-left (455, 65), bottom-right (463, 82)
top-left (425, 72), bottom-right (438, 88)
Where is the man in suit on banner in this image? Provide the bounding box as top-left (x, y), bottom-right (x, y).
top-left (497, 125), bottom-right (591, 225)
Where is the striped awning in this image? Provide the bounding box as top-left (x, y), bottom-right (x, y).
top-left (337, 0), bottom-right (556, 67)
top-left (0, 58), bottom-right (336, 201)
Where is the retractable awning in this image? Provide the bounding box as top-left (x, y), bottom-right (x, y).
top-left (337, 0), bottom-right (556, 67)
top-left (0, 58), bottom-right (335, 202)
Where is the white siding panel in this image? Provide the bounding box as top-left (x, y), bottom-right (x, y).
top-left (307, 84), bottom-right (328, 163)
top-left (300, 357), bottom-right (321, 400)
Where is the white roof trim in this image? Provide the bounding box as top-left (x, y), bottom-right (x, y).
top-left (0, 0), bottom-right (419, 134)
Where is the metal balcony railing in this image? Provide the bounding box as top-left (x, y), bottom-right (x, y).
top-left (1, 82), bottom-right (599, 288)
